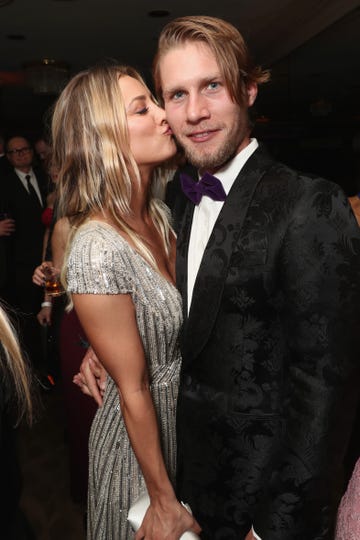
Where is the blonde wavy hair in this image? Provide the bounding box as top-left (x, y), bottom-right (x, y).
top-left (51, 64), bottom-right (173, 270)
top-left (0, 305), bottom-right (33, 425)
top-left (153, 15), bottom-right (270, 107)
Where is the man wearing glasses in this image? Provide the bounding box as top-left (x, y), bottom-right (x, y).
top-left (2, 135), bottom-right (47, 377)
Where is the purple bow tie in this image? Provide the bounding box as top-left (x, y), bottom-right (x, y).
top-left (180, 172), bottom-right (226, 205)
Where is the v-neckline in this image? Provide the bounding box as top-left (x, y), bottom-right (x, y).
top-left (85, 219), bottom-right (178, 292)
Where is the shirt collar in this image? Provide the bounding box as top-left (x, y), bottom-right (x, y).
top-left (207, 138), bottom-right (259, 195)
top-left (15, 167), bottom-right (34, 180)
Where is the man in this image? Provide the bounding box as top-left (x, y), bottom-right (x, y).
top-left (34, 136), bottom-right (51, 171)
top-left (152, 16), bottom-right (360, 539)
top-left (2, 135), bottom-right (47, 371)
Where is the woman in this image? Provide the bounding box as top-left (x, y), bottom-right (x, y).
top-left (40, 162), bottom-right (59, 261)
top-left (348, 192), bottom-right (360, 226)
top-left (335, 458), bottom-right (360, 540)
top-left (51, 64), bottom-right (200, 539)
top-left (0, 303), bottom-right (33, 538)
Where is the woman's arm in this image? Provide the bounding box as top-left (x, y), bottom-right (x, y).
top-left (51, 217), bottom-right (70, 269)
top-left (73, 292), bottom-right (200, 539)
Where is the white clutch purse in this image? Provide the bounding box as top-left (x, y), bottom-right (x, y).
top-left (127, 492), bottom-right (200, 539)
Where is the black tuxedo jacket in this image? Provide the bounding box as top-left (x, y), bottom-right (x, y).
top-left (0, 168), bottom-right (46, 303)
top-left (0, 155), bottom-right (12, 177)
top-left (175, 145), bottom-right (360, 539)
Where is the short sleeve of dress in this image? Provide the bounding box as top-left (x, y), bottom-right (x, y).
top-left (66, 222), bottom-right (133, 296)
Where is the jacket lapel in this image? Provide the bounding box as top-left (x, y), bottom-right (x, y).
top-left (176, 195), bottom-right (195, 318)
top-left (182, 145), bottom-right (274, 364)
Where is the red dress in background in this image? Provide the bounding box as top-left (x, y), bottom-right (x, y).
top-left (59, 309), bottom-right (97, 504)
top-left (41, 207), bottom-right (53, 228)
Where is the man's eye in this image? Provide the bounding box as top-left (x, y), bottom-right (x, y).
top-left (136, 107), bottom-right (149, 115)
top-left (172, 91), bottom-right (184, 101)
top-left (208, 82), bottom-right (219, 90)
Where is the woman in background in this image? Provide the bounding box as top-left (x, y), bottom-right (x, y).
top-left (335, 173), bottom-right (360, 540)
top-left (51, 64), bottom-right (200, 539)
top-left (0, 303), bottom-right (33, 539)
top-left (40, 162), bottom-right (59, 261)
top-left (348, 192), bottom-right (360, 226)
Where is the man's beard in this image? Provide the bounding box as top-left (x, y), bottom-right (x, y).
top-left (175, 115), bottom-right (248, 172)
top-left (180, 135), bottom-right (240, 172)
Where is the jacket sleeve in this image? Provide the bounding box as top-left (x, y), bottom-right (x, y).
top-left (253, 178), bottom-right (360, 539)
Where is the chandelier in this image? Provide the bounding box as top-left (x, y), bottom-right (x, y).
top-left (24, 59), bottom-right (69, 95)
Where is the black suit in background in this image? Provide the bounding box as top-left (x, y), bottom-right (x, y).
top-left (0, 155), bottom-right (12, 177)
top-left (0, 156), bottom-right (13, 291)
top-left (175, 145), bottom-right (360, 539)
top-left (1, 168), bottom-right (47, 369)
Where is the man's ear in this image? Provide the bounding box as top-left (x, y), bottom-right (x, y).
top-left (247, 83), bottom-right (258, 107)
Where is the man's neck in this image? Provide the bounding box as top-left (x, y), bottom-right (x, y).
top-left (200, 138), bottom-right (258, 181)
top-left (15, 166), bottom-right (32, 174)
top-left (202, 135), bottom-right (252, 176)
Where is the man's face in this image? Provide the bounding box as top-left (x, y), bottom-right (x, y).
top-left (6, 137), bottom-right (33, 171)
top-left (159, 41), bottom-right (257, 173)
top-left (35, 139), bottom-right (50, 162)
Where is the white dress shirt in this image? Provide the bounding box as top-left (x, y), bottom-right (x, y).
top-left (187, 138), bottom-right (258, 311)
top-left (15, 168), bottom-right (43, 206)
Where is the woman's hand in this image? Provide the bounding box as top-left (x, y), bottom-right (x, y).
top-left (32, 261), bottom-right (53, 286)
top-left (135, 497), bottom-right (201, 540)
top-left (73, 347), bottom-right (107, 406)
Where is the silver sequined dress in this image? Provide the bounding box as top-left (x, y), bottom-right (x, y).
top-left (66, 220), bottom-right (182, 539)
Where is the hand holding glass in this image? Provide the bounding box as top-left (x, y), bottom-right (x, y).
top-left (43, 264), bottom-right (65, 297)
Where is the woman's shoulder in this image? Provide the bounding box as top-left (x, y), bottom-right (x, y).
top-left (72, 220), bottom-right (127, 248)
top-left (69, 220), bottom-right (137, 271)
top-left (67, 220), bottom-right (133, 294)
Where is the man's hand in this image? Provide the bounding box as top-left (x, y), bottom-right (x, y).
top-left (0, 218), bottom-right (15, 237)
top-left (73, 347), bottom-right (106, 406)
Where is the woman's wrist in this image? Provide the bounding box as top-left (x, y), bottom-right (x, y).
top-left (146, 475), bottom-right (176, 503)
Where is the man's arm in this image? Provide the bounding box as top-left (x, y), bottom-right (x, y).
top-left (253, 179), bottom-right (360, 539)
top-left (73, 347), bottom-right (107, 407)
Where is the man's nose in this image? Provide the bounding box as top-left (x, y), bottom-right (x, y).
top-left (155, 103), bottom-right (168, 126)
top-left (186, 93), bottom-right (210, 123)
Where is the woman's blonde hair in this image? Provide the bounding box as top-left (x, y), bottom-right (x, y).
top-left (51, 63), bottom-right (173, 269)
top-left (153, 15), bottom-right (270, 107)
top-left (0, 304), bottom-right (33, 425)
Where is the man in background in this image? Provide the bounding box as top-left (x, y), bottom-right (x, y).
top-left (2, 135), bottom-right (47, 374)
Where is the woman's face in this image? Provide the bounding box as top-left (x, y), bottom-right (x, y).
top-left (49, 165), bottom-right (59, 183)
top-left (119, 75), bottom-right (176, 173)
